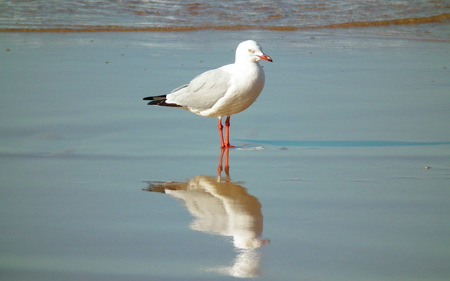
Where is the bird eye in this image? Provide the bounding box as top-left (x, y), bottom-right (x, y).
top-left (248, 49), bottom-right (254, 53)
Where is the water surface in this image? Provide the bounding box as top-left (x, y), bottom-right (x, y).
top-left (1, 25), bottom-right (450, 281)
top-left (1, 0), bottom-right (450, 40)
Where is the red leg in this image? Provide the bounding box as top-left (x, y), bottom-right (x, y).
top-left (218, 117), bottom-right (225, 148)
top-left (217, 147), bottom-right (225, 177)
top-left (217, 148), bottom-right (230, 179)
top-left (224, 147), bottom-right (230, 175)
top-left (224, 116), bottom-right (235, 148)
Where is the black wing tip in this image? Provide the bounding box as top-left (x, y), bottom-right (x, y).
top-left (143, 94), bottom-right (166, 101)
top-left (143, 94), bottom-right (181, 107)
top-left (144, 98), bottom-right (182, 107)
top-left (150, 101), bottom-right (182, 107)
top-left (147, 100), bottom-right (163, 106)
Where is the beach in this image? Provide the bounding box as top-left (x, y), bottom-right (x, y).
top-left (1, 28), bottom-right (450, 280)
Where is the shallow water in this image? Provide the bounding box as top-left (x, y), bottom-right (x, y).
top-left (2, 0), bottom-right (449, 28)
top-left (1, 31), bottom-right (450, 280)
top-left (1, 0), bottom-right (450, 40)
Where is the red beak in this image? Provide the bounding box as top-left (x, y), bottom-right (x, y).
top-left (258, 54), bottom-right (273, 62)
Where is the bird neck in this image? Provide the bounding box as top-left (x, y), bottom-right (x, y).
top-left (234, 59), bottom-right (260, 66)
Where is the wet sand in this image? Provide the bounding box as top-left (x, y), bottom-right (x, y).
top-left (1, 30), bottom-right (449, 280)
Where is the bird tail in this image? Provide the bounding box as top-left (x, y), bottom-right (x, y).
top-left (142, 181), bottom-right (187, 193)
top-left (143, 95), bottom-right (181, 107)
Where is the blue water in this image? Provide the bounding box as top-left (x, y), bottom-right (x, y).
top-left (1, 11), bottom-right (450, 281)
top-left (238, 140), bottom-right (450, 147)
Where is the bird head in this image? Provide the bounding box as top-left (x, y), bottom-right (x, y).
top-left (235, 40), bottom-right (273, 64)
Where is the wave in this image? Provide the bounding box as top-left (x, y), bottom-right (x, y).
top-left (1, 13), bottom-right (449, 33)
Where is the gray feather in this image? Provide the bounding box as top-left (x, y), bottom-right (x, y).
top-left (168, 68), bottom-right (231, 110)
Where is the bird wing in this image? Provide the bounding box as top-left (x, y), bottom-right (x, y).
top-left (167, 66), bottom-right (232, 110)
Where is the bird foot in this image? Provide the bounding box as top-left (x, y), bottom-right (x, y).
top-left (221, 143), bottom-right (235, 148)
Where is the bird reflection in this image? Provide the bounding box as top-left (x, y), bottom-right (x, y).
top-left (143, 148), bottom-right (269, 278)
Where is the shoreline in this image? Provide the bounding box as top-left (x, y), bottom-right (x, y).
top-left (1, 12), bottom-right (449, 33)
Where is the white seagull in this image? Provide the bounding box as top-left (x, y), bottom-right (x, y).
top-left (143, 40), bottom-right (272, 148)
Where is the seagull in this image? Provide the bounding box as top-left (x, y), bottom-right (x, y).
top-left (143, 40), bottom-right (272, 148)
